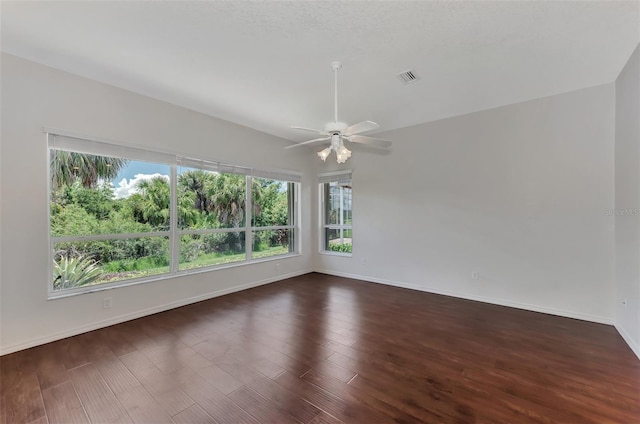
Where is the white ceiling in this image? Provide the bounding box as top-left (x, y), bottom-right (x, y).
top-left (2, 1), bottom-right (639, 144)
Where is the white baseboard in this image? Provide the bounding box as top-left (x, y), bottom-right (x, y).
top-left (5, 269), bottom-right (629, 357)
top-left (314, 269), bottom-right (614, 325)
top-left (615, 324), bottom-right (640, 360)
top-left (0, 269), bottom-right (312, 356)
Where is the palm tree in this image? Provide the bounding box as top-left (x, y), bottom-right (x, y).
top-left (206, 174), bottom-right (263, 228)
top-left (208, 174), bottom-right (246, 228)
top-left (135, 177), bottom-right (170, 229)
top-left (178, 170), bottom-right (214, 212)
top-left (51, 150), bottom-right (127, 189)
top-left (178, 190), bottom-right (199, 228)
top-left (132, 176), bottom-right (198, 229)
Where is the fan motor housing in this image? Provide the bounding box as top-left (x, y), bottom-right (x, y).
top-left (324, 122), bottom-right (348, 134)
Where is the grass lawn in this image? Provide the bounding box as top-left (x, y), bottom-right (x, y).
top-left (180, 245), bottom-right (290, 270)
top-left (96, 245), bottom-right (290, 283)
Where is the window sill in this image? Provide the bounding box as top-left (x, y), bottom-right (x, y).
top-left (319, 251), bottom-right (352, 258)
top-left (48, 252), bottom-right (301, 300)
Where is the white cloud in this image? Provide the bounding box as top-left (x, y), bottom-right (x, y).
top-left (113, 173), bottom-right (169, 199)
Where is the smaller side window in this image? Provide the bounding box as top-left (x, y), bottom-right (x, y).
top-left (320, 173), bottom-right (352, 255)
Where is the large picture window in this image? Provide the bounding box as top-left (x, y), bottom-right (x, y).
top-left (48, 132), bottom-right (299, 295)
top-left (320, 171), bottom-right (352, 255)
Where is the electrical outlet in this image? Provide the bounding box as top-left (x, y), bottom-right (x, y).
top-left (361, 257), bottom-right (367, 264)
top-left (472, 272), bottom-right (480, 280)
top-left (275, 263), bottom-right (280, 272)
top-left (622, 298), bottom-right (628, 309)
top-left (103, 297), bottom-right (113, 309)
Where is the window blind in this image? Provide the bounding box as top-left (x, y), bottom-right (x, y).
top-left (252, 169), bottom-right (301, 183)
top-left (47, 130), bottom-right (300, 181)
top-left (318, 170), bottom-right (352, 184)
top-left (177, 157), bottom-right (251, 176)
top-left (49, 134), bottom-right (174, 165)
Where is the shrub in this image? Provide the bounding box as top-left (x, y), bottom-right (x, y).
top-left (328, 243), bottom-right (352, 253)
top-left (201, 232), bottom-right (228, 253)
top-left (53, 255), bottom-right (102, 290)
top-left (181, 236), bottom-right (204, 262)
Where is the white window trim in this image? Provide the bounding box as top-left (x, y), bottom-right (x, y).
top-left (46, 130), bottom-right (301, 298)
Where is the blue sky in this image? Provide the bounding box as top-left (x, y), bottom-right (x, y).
top-left (113, 161), bottom-right (169, 183)
top-left (111, 161), bottom-right (170, 198)
top-left (110, 161), bottom-right (287, 199)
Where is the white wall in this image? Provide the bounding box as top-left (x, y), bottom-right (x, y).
top-left (615, 43), bottom-right (640, 359)
top-left (0, 54), bottom-right (315, 355)
top-left (316, 83), bottom-right (616, 324)
top-left (2, 51), bottom-right (634, 356)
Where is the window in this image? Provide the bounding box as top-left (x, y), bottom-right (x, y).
top-left (177, 163), bottom-right (249, 271)
top-left (48, 132), bottom-right (300, 295)
top-left (320, 171), bottom-right (352, 255)
top-left (251, 176), bottom-right (297, 259)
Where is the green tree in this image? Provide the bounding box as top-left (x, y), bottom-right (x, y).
top-left (57, 181), bottom-right (115, 220)
top-left (178, 170), bottom-right (214, 212)
top-left (50, 203), bottom-right (100, 237)
top-left (178, 190), bottom-right (199, 228)
top-left (207, 174), bottom-right (263, 228)
top-left (130, 177), bottom-right (171, 229)
top-left (208, 174), bottom-right (246, 228)
top-left (128, 176), bottom-right (198, 230)
top-left (253, 180), bottom-right (288, 227)
top-left (51, 150), bottom-right (127, 189)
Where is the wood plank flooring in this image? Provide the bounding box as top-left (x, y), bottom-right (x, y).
top-left (1, 272), bottom-right (639, 423)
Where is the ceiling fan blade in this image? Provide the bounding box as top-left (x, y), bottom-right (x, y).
top-left (285, 136), bottom-right (331, 149)
top-left (291, 126), bottom-right (327, 135)
top-left (346, 135), bottom-right (392, 149)
top-left (345, 120), bottom-right (380, 135)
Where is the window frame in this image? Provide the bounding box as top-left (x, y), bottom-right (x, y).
top-left (47, 130), bottom-right (301, 298)
top-left (319, 171), bottom-right (353, 257)
top-left (175, 163), bottom-right (250, 272)
top-left (250, 178), bottom-right (298, 260)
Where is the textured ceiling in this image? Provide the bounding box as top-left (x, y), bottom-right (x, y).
top-left (1, 1), bottom-right (639, 144)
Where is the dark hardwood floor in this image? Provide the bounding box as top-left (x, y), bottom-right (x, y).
top-left (1, 272), bottom-right (639, 423)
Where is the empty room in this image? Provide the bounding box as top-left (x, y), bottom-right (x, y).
top-left (1, 1), bottom-right (639, 423)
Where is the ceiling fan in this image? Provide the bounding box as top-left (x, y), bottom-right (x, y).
top-left (286, 61), bottom-right (392, 163)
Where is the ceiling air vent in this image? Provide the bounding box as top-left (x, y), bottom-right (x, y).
top-left (396, 69), bottom-right (420, 85)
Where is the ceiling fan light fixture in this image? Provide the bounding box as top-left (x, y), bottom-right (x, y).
top-left (317, 147), bottom-right (331, 161)
top-left (338, 144), bottom-right (351, 159)
top-left (335, 140), bottom-right (351, 164)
